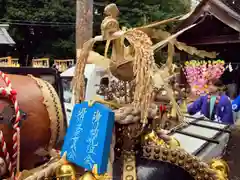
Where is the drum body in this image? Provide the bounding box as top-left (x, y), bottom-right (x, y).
top-left (0, 74), bottom-right (65, 170)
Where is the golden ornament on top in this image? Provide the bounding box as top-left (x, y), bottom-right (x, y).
top-left (55, 160), bottom-right (76, 180)
top-left (79, 164), bottom-right (111, 180)
top-left (79, 172), bottom-right (97, 180)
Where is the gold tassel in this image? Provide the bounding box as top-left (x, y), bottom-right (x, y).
top-left (180, 99), bottom-right (187, 113)
top-left (170, 105), bottom-right (177, 118)
top-left (104, 40), bottom-right (111, 58)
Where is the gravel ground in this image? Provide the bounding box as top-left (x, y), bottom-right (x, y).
top-left (223, 126), bottom-right (240, 180)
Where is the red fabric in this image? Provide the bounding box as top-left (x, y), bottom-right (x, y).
top-left (159, 104), bottom-right (166, 112)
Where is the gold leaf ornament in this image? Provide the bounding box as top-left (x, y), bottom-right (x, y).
top-left (79, 164), bottom-right (111, 180)
top-left (209, 159), bottom-right (229, 180)
top-left (55, 163), bottom-right (76, 180)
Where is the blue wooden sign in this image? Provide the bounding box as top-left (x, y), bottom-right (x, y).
top-left (61, 101), bottom-right (115, 174)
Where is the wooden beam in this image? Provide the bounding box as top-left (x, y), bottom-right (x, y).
top-left (76, 0), bottom-right (93, 50)
top-left (175, 0), bottom-right (210, 31)
top-left (182, 34), bottom-right (240, 45)
top-left (208, 0), bottom-right (240, 32)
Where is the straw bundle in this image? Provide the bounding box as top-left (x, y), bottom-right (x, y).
top-left (124, 29), bottom-right (155, 125)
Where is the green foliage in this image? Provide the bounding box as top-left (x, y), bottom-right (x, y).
top-left (115, 0), bottom-right (190, 27)
top-left (0, 0), bottom-right (190, 65)
top-left (0, 0), bottom-right (75, 65)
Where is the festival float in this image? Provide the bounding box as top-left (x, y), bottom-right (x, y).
top-left (54, 59), bottom-right (74, 72)
top-left (0, 3), bottom-right (231, 180)
top-left (0, 57), bottom-right (20, 67)
top-left (32, 58), bottom-right (50, 68)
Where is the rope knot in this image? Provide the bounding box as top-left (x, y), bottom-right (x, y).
top-left (10, 89), bottom-right (17, 96)
top-left (1, 88), bottom-right (7, 97)
top-left (0, 71), bottom-right (20, 179)
top-left (0, 86), bottom-right (14, 97)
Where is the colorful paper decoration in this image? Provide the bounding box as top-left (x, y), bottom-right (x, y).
top-left (61, 101), bottom-right (115, 174)
top-left (183, 60), bottom-right (225, 95)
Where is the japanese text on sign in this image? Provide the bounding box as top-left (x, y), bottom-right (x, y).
top-left (68, 108), bottom-right (87, 161)
top-left (84, 110), bottom-right (102, 168)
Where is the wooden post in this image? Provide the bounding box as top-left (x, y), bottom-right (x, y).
top-left (76, 0), bottom-right (93, 62)
top-left (7, 56), bottom-right (12, 66)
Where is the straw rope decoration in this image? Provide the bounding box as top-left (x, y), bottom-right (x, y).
top-left (0, 71), bottom-right (21, 179)
top-left (72, 39), bottom-right (96, 103)
top-left (124, 29), bottom-right (155, 125)
top-left (0, 131), bottom-right (12, 178)
top-left (73, 28), bottom-right (155, 125)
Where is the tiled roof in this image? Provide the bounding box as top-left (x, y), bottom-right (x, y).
top-left (221, 0), bottom-right (240, 14)
top-left (176, 0), bottom-right (240, 32)
top-left (0, 24), bottom-right (15, 45)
